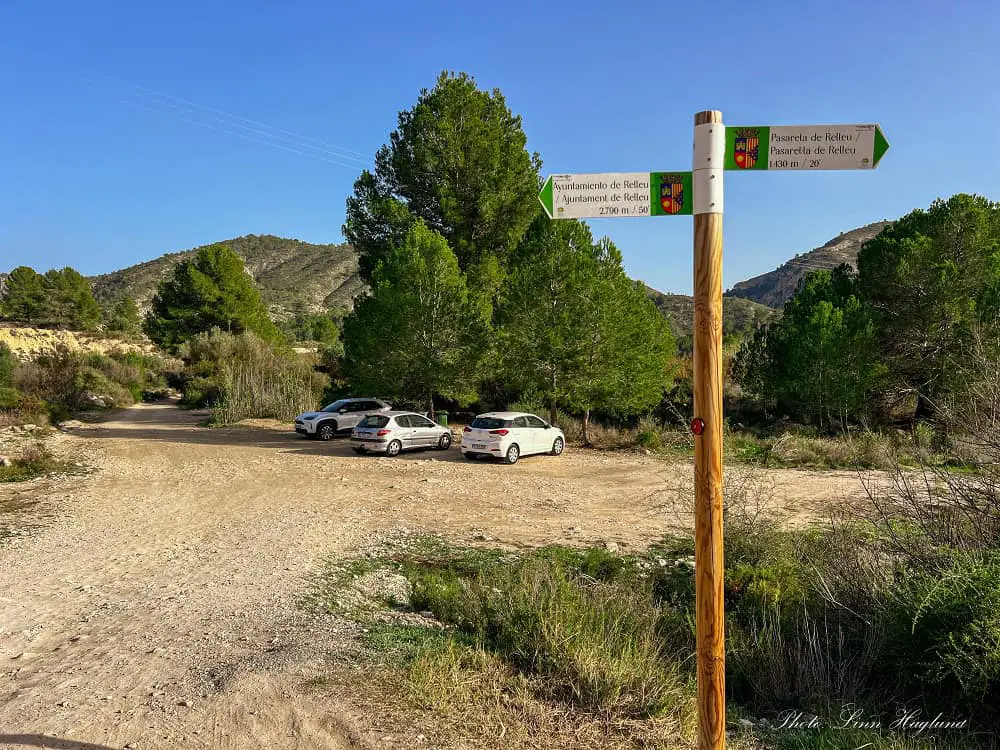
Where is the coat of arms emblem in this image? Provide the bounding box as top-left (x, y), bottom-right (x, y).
top-left (733, 128), bottom-right (761, 169)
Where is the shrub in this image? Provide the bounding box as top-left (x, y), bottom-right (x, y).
top-left (885, 551), bottom-right (1000, 704)
top-left (6, 344), bottom-right (173, 420)
top-left (0, 387), bottom-right (22, 410)
top-left (635, 429), bottom-right (662, 451)
top-left (404, 548), bottom-right (691, 719)
top-left (179, 376), bottom-right (222, 408)
top-left (0, 343), bottom-right (16, 387)
top-left (0, 443), bottom-right (66, 482)
top-left (177, 329), bottom-right (327, 423)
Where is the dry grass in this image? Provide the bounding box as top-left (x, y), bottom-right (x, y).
top-left (320, 644), bottom-right (694, 750)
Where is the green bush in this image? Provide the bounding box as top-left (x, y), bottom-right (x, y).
top-left (886, 552), bottom-right (1000, 704)
top-left (0, 386), bottom-right (22, 410)
top-left (0, 443), bottom-right (66, 482)
top-left (403, 547), bottom-right (690, 719)
top-left (325, 523), bottom-right (1000, 742)
top-left (7, 344), bottom-right (173, 420)
top-left (176, 329), bottom-right (327, 423)
top-left (179, 376), bottom-right (221, 408)
top-left (635, 429), bottom-right (663, 451)
top-left (72, 367), bottom-right (133, 409)
top-left (0, 344), bottom-right (16, 387)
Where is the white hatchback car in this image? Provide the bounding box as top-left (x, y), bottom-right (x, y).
top-left (461, 411), bottom-right (565, 464)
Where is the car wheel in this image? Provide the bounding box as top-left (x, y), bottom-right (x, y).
top-left (504, 444), bottom-right (520, 465)
top-left (551, 437), bottom-right (565, 456)
top-left (464, 452), bottom-right (478, 460)
top-left (437, 433), bottom-right (452, 450)
top-left (352, 446), bottom-right (365, 455)
top-left (386, 439), bottom-right (402, 457)
top-left (317, 422), bottom-right (337, 441)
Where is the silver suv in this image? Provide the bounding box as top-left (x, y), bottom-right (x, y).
top-left (294, 398), bottom-right (391, 440)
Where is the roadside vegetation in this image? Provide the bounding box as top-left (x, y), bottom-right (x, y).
top-left (3, 73), bottom-right (999, 472)
top-left (307, 440), bottom-right (999, 748)
top-left (0, 341), bottom-right (179, 428)
top-left (0, 442), bottom-right (70, 483)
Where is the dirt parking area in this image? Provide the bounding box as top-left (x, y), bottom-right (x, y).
top-left (0, 403), bottom-right (869, 749)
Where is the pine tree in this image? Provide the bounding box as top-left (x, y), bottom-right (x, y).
top-left (342, 221), bottom-right (491, 414)
top-left (0, 266), bottom-right (46, 324)
top-left (144, 244), bottom-right (282, 350)
top-left (499, 222), bottom-right (675, 439)
top-left (344, 71), bottom-right (541, 298)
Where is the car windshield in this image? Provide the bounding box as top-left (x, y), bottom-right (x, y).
top-left (357, 415), bottom-right (389, 428)
top-left (321, 400), bottom-right (349, 413)
top-left (471, 417), bottom-right (507, 430)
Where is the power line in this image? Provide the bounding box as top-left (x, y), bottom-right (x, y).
top-left (93, 71), bottom-right (372, 160)
top-left (84, 72), bottom-right (373, 170)
top-left (117, 97), bottom-right (368, 170)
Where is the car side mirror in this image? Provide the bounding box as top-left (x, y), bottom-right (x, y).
top-left (339, 408), bottom-right (347, 414)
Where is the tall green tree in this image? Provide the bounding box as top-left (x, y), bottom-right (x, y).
top-left (42, 268), bottom-right (101, 330)
top-left (144, 244), bottom-right (281, 351)
top-left (498, 217), bottom-right (598, 425)
top-left (344, 71), bottom-right (541, 297)
top-left (857, 194), bottom-right (1000, 417)
top-left (342, 222), bottom-right (491, 414)
top-left (568, 238), bottom-right (676, 442)
top-left (499, 221), bottom-right (675, 439)
top-left (733, 266), bottom-right (884, 427)
top-left (0, 266), bottom-right (46, 324)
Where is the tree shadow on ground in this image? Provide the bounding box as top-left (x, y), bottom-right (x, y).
top-left (73, 403), bottom-right (475, 463)
top-left (0, 735), bottom-right (118, 749)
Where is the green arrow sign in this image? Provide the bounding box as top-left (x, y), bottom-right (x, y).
top-left (538, 172), bottom-right (693, 219)
top-left (725, 124), bottom-right (889, 170)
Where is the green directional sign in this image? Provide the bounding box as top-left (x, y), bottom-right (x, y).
top-left (538, 172), bottom-right (693, 220)
top-left (725, 124), bottom-right (889, 171)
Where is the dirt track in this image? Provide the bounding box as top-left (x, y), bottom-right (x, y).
top-left (0, 404), bottom-right (869, 749)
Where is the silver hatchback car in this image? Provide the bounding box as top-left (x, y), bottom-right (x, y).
top-left (350, 411), bottom-right (453, 456)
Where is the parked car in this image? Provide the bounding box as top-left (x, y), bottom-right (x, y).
top-left (294, 398), bottom-right (391, 440)
top-left (460, 411), bottom-right (565, 464)
top-left (350, 411), bottom-right (452, 456)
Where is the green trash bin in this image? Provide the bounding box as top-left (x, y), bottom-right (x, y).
top-left (435, 410), bottom-right (448, 426)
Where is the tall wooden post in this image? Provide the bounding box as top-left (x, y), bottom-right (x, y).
top-left (692, 109), bottom-right (726, 750)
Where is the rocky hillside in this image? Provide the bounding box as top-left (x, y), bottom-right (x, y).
top-left (0, 323), bottom-right (153, 360)
top-left (644, 285), bottom-right (777, 343)
top-left (90, 235), bottom-right (363, 320)
top-left (725, 221), bottom-right (892, 308)
top-left (83, 234), bottom-right (782, 340)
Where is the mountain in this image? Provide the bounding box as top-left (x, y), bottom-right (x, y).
top-left (725, 221), bottom-right (892, 308)
top-left (88, 234), bottom-right (778, 340)
top-left (90, 235), bottom-right (363, 319)
top-left (644, 285), bottom-right (778, 343)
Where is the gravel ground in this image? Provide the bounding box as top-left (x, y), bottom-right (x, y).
top-left (0, 403), bottom-right (868, 749)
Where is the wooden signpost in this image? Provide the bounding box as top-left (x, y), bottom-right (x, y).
top-left (538, 111), bottom-right (888, 750)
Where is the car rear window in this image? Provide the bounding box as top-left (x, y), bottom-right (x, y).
top-left (357, 415), bottom-right (389, 428)
top-left (471, 417), bottom-right (507, 430)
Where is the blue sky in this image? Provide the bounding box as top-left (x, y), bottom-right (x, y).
top-left (2, 0), bottom-right (998, 295)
